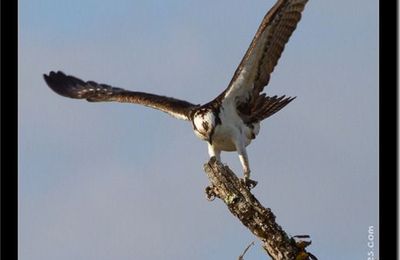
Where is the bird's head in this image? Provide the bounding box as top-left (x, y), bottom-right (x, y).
top-left (192, 109), bottom-right (217, 143)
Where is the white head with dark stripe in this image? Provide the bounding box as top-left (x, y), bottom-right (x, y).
top-left (192, 108), bottom-right (217, 143)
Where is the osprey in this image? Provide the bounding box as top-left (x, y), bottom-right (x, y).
top-left (44, 0), bottom-right (308, 187)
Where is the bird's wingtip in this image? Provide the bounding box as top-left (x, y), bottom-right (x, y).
top-left (43, 70), bottom-right (74, 98)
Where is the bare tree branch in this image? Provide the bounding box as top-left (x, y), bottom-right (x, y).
top-left (238, 241), bottom-right (255, 260)
top-left (203, 157), bottom-right (316, 260)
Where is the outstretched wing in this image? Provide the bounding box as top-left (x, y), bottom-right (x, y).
top-left (44, 71), bottom-right (199, 120)
top-left (213, 0), bottom-right (308, 107)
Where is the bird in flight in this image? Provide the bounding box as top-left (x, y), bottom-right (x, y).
top-left (44, 0), bottom-right (308, 188)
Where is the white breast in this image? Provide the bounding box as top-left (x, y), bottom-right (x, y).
top-left (210, 103), bottom-right (256, 151)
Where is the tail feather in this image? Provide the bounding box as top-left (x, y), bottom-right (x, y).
top-left (250, 95), bottom-right (295, 122)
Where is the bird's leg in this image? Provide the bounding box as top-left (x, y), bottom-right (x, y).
top-left (235, 140), bottom-right (257, 188)
top-left (208, 143), bottom-right (221, 161)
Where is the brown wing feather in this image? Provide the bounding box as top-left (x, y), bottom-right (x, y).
top-left (212, 0), bottom-right (308, 110)
top-left (253, 0), bottom-right (307, 93)
top-left (44, 71), bottom-right (199, 120)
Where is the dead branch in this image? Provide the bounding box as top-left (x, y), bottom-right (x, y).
top-left (238, 241), bottom-right (255, 260)
top-left (203, 157), bottom-right (316, 260)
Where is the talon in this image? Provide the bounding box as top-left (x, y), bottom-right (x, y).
top-left (241, 176), bottom-right (258, 189)
top-left (205, 186), bottom-right (216, 201)
top-left (246, 178), bottom-right (258, 189)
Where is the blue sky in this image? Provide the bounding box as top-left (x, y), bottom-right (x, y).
top-left (19, 0), bottom-right (379, 259)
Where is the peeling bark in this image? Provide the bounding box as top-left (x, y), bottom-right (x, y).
top-left (203, 157), bottom-right (317, 260)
